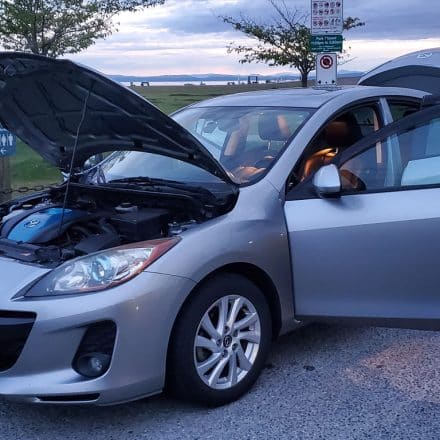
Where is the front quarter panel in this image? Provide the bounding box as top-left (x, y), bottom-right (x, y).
top-left (147, 179), bottom-right (297, 334)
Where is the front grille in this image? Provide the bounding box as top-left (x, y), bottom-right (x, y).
top-left (0, 311), bottom-right (36, 371)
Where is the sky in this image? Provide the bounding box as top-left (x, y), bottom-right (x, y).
top-left (69, 0), bottom-right (440, 76)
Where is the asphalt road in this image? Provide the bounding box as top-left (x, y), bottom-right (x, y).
top-left (1, 324), bottom-right (440, 440)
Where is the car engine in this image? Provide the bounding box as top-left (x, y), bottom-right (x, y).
top-left (0, 183), bottom-right (220, 266)
top-left (2, 203), bottom-right (170, 249)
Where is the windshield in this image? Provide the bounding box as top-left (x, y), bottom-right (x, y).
top-left (88, 150), bottom-right (225, 186)
top-left (87, 106), bottom-right (313, 187)
top-left (174, 106), bottom-right (313, 184)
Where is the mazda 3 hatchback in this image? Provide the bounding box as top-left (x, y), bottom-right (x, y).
top-left (0, 52), bottom-right (439, 406)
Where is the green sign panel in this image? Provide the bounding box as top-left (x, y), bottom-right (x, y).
top-left (310, 34), bottom-right (343, 53)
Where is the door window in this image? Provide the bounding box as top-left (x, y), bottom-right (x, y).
top-left (292, 104), bottom-right (382, 184)
top-left (340, 116), bottom-right (440, 192)
top-left (388, 100), bottom-right (420, 122)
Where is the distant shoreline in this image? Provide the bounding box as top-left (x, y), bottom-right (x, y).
top-left (121, 75), bottom-right (362, 87)
top-left (121, 80), bottom-right (298, 87)
top-left (112, 71), bottom-right (364, 86)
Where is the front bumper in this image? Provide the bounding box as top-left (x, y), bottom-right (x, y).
top-left (0, 266), bottom-right (196, 405)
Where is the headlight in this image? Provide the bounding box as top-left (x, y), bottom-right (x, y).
top-left (25, 237), bottom-right (180, 297)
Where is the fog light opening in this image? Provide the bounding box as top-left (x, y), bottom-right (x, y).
top-left (75, 352), bottom-right (111, 378)
top-left (72, 321), bottom-right (116, 379)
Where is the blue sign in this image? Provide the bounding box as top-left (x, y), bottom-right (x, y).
top-left (0, 129), bottom-right (16, 157)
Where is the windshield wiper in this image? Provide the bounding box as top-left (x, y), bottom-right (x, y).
top-left (102, 177), bottom-right (217, 198)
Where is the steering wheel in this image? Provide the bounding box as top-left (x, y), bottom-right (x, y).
top-left (253, 155), bottom-right (274, 169)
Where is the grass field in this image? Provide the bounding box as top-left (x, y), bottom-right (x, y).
top-left (132, 81), bottom-right (301, 114)
top-left (8, 81), bottom-right (302, 190)
top-left (11, 141), bottom-right (61, 187)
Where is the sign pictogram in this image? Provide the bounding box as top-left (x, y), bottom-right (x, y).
top-left (320, 55), bottom-right (334, 69)
top-left (0, 129), bottom-right (16, 157)
top-left (311, 0), bottom-right (344, 35)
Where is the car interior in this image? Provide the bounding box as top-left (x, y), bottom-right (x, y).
top-left (220, 112), bottom-right (296, 181)
top-left (290, 105), bottom-right (381, 189)
top-left (300, 113), bottom-right (364, 181)
top-left (290, 101), bottom-right (440, 194)
top-left (192, 101), bottom-right (437, 189)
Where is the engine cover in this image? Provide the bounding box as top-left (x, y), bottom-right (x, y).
top-left (4, 207), bottom-right (87, 244)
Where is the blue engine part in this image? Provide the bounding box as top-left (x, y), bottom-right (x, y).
top-left (7, 207), bottom-right (87, 244)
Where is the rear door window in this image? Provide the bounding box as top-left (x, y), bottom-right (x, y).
top-left (388, 100), bottom-right (420, 122)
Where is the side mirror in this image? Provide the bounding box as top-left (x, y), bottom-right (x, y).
top-left (313, 164), bottom-right (341, 197)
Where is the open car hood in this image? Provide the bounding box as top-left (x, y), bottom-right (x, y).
top-left (358, 48), bottom-right (440, 94)
top-left (0, 52), bottom-right (233, 184)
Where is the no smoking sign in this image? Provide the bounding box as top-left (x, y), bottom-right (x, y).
top-left (320, 55), bottom-right (334, 69)
top-left (316, 53), bottom-right (337, 86)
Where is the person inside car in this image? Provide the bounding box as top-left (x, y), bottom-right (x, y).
top-left (300, 113), bottom-right (363, 181)
top-left (222, 113), bottom-right (292, 182)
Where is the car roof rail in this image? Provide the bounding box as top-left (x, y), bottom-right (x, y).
top-left (421, 94), bottom-right (440, 108)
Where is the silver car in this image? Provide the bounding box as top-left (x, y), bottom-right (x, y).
top-left (0, 51), bottom-right (439, 407)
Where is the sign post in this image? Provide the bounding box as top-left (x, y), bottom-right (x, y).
top-left (0, 156), bottom-right (10, 203)
top-left (310, 0), bottom-right (343, 87)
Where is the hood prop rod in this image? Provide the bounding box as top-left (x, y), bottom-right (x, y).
top-left (57, 87), bottom-right (92, 240)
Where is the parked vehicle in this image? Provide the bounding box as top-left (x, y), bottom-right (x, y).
top-left (0, 51), bottom-right (438, 406)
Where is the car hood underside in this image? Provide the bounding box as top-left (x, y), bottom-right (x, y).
top-left (0, 52), bottom-right (232, 183)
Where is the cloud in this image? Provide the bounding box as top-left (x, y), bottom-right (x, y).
top-left (69, 0), bottom-right (440, 75)
top-left (344, 0), bottom-right (440, 40)
top-left (129, 0), bottom-right (440, 39)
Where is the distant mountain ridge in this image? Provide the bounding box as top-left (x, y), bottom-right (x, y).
top-left (108, 70), bottom-right (364, 83)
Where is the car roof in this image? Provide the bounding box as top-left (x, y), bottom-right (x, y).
top-left (188, 85), bottom-right (424, 109)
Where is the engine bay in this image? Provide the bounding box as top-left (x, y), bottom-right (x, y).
top-left (0, 182), bottom-right (235, 266)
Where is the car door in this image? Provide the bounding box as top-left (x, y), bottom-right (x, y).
top-left (284, 103), bottom-right (440, 329)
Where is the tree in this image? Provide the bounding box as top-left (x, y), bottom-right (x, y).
top-left (0, 0), bottom-right (165, 58)
top-left (223, 0), bottom-right (364, 87)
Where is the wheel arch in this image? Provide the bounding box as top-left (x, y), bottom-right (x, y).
top-left (206, 263), bottom-right (282, 338)
top-left (169, 262), bottom-right (282, 349)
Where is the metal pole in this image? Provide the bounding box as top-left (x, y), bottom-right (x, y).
top-left (0, 156), bottom-right (11, 203)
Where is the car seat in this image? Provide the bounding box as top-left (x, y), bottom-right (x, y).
top-left (301, 113), bottom-right (363, 180)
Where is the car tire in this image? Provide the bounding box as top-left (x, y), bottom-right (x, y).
top-left (167, 273), bottom-right (272, 407)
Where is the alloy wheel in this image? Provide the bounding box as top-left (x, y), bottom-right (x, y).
top-left (193, 295), bottom-right (261, 390)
